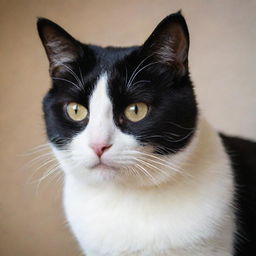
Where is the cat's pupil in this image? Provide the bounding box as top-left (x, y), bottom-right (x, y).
top-left (73, 104), bottom-right (78, 114)
top-left (132, 104), bottom-right (138, 115)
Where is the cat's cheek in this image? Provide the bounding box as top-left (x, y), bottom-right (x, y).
top-left (51, 145), bottom-right (73, 174)
top-left (50, 142), bottom-right (94, 176)
top-left (111, 130), bottom-right (140, 153)
top-left (68, 131), bottom-right (99, 166)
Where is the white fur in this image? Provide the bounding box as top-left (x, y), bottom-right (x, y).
top-left (52, 73), bottom-right (235, 256)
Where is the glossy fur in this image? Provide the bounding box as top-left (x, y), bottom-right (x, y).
top-left (221, 135), bottom-right (256, 256)
top-left (37, 12), bottom-right (256, 256)
top-left (39, 14), bottom-right (197, 154)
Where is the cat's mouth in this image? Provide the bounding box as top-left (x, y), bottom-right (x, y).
top-left (91, 162), bottom-right (118, 171)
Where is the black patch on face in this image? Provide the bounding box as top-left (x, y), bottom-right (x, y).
top-left (108, 52), bottom-right (197, 154)
top-left (42, 45), bottom-right (137, 148)
top-left (38, 12), bottom-right (198, 154)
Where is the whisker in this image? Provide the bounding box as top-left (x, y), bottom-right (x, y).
top-left (164, 130), bottom-right (194, 143)
top-left (47, 168), bottom-right (63, 186)
top-left (59, 63), bottom-right (83, 88)
top-left (137, 156), bottom-right (181, 173)
top-left (165, 121), bottom-right (195, 130)
top-left (78, 66), bottom-right (85, 86)
top-left (130, 80), bottom-right (151, 87)
top-left (35, 163), bottom-right (61, 194)
top-left (25, 152), bottom-right (54, 165)
top-left (135, 163), bottom-right (158, 186)
top-left (125, 65), bottom-right (128, 87)
top-left (23, 143), bottom-right (51, 156)
top-left (126, 54), bottom-right (152, 88)
top-left (135, 158), bottom-right (172, 178)
top-left (126, 150), bottom-right (183, 170)
top-left (52, 77), bottom-right (79, 88)
top-left (27, 158), bottom-right (58, 184)
top-left (127, 61), bottom-right (160, 89)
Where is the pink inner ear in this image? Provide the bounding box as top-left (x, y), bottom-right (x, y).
top-left (155, 23), bottom-right (188, 74)
top-left (141, 13), bottom-right (189, 76)
top-left (38, 18), bottom-right (82, 76)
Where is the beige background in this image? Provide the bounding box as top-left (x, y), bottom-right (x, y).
top-left (0, 0), bottom-right (256, 255)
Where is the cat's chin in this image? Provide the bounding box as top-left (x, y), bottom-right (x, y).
top-left (84, 162), bottom-right (121, 181)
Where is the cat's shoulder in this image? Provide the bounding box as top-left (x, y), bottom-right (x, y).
top-left (220, 133), bottom-right (256, 256)
top-left (220, 133), bottom-right (256, 175)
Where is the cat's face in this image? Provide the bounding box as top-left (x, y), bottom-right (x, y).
top-left (38, 12), bottom-right (197, 186)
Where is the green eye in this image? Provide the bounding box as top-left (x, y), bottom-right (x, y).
top-left (124, 102), bottom-right (148, 122)
top-left (66, 102), bottom-right (88, 121)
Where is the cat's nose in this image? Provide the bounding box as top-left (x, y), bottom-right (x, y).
top-left (91, 143), bottom-right (112, 158)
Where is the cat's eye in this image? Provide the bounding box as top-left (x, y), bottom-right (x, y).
top-left (124, 102), bottom-right (148, 122)
top-left (66, 102), bottom-right (88, 121)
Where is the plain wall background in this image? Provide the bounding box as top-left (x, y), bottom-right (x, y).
top-left (0, 0), bottom-right (255, 255)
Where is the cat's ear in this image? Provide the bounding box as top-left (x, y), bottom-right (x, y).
top-left (37, 18), bottom-right (83, 75)
top-left (142, 11), bottom-right (189, 75)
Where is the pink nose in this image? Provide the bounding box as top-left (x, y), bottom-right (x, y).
top-left (91, 143), bottom-right (112, 157)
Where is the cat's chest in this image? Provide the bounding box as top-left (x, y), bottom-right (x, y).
top-left (63, 181), bottom-right (174, 253)
top-left (62, 176), bottom-right (233, 256)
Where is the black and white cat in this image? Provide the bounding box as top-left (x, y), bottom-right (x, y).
top-left (37, 12), bottom-right (256, 256)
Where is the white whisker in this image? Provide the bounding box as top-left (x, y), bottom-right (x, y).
top-left (126, 55), bottom-right (152, 88)
top-left (135, 163), bottom-right (158, 186)
top-left (59, 63), bottom-right (83, 87)
top-left (127, 61), bottom-right (159, 88)
top-left (52, 77), bottom-right (79, 88)
top-left (137, 156), bottom-right (180, 173)
top-left (79, 66), bottom-right (85, 86)
top-left (126, 150), bottom-right (183, 171)
top-left (135, 158), bottom-right (171, 178)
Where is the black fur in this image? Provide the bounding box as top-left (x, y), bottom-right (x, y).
top-left (221, 134), bottom-right (256, 256)
top-left (37, 12), bottom-right (256, 255)
top-left (38, 12), bottom-right (197, 153)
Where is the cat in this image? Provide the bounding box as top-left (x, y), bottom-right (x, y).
top-left (37, 11), bottom-right (256, 256)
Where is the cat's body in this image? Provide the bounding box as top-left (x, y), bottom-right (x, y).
top-left (62, 116), bottom-right (235, 256)
top-left (37, 12), bottom-right (256, 256)
top-left (221, 134), bottom-right (256, 255)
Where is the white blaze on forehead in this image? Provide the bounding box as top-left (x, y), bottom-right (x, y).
top-left (65, 71), bottom-right (139, 176)
top-left (87, 73), bottom-right (114, 144)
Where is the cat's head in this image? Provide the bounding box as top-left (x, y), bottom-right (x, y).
top-left (37, 12), bottom-right (198, 187)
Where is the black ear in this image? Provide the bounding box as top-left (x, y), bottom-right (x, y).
top-left (142, 11), bottom-right (189, 75)
top-left (37, 18), bottom-right (83, 75)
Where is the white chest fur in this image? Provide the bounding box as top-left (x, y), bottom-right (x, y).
top-left (62, 118), bottom-right (235, 256)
